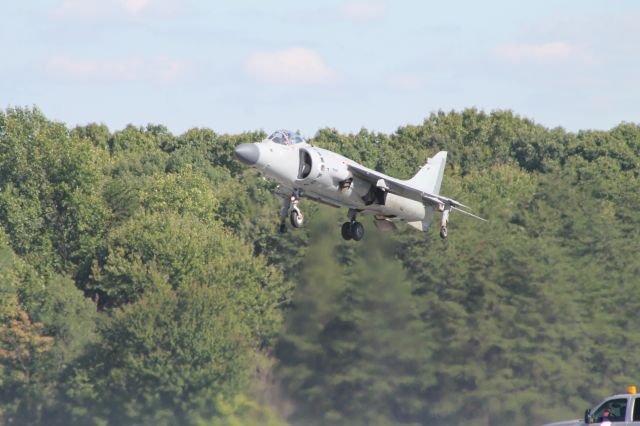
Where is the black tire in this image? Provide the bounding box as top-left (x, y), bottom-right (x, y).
top-left (279, 223), bottom-right (287, 234)
top-left (290, 209), bottom-right (304, 228)
top-left (341, 222), bottom-right (352, 240)
top-left (440, 226), bottom-right (448, 239)
top-left (350, 221), bottom-right (364, 241)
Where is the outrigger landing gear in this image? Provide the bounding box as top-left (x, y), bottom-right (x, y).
top-left (341, 209), bottom-right (364, 241)
top-left (278, 191), bottom-right (304, 234)
top-left (440, 204), bottom-right (451, 240)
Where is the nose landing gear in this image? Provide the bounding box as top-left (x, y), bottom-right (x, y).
top-left (278, 190), bottom-right (304, 234)
top-left (290, 205), bottom-right (304, 228)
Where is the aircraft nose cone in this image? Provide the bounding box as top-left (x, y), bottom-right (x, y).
top-left (234, 143), bottom-right (260, 165)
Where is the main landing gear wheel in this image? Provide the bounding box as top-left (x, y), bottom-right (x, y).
top-left (341, 222), bottom-right (352, 240)
top-left (350, 221), bottom-right (364, 241)
top-left (341, 221), bottom-right (364, 241)
top-left (290, 209), bottom-right (304, 228)
top-left (279, 223), bottom-right (287, 234)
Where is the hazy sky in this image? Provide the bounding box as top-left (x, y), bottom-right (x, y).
top-left (2, 0), bottom-right (639, 136)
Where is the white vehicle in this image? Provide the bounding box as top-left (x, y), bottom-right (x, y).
top-left (234, 129), bottom-right (485, 240)
top-left (541, 387), bottom-right (640, 426)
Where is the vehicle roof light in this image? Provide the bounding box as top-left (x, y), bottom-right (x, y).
top-left (628, 386), bottom-right (637, 394)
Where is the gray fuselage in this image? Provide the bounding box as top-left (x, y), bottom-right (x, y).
top-left (250, 139), bottom-right (427, 221)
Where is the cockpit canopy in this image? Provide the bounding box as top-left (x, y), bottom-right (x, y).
top-left (268, 129), bottom-right (305, 145)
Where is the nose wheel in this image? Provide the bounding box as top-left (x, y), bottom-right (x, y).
top-left (278, 190), bottom-right (304, 233)
top-left (290, 207), bottom-right (304, 228)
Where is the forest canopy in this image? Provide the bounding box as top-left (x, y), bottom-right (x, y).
top-left (1, 106), bottom-right (639, 425)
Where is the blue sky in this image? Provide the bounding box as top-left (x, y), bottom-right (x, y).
top-left (2, 0), bottom-right (639, 136)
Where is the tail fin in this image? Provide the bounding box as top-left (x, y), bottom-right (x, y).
top-left (406, 151), bottom-right (447, 195)
top-left (406, 151), bottom-right (447, 232)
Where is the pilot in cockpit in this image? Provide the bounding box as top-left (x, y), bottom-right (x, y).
top-left (268, 130), bottom-right (305, 145)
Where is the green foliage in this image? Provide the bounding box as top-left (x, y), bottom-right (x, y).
top-left (71, 123), bottom-right (111, 150)
top-left (279, 113), bottom-right (640, 426)
top-left (0, 230), bottom-right (97, 425)
top-left (0, 107), bottom-right (110, 275)
top-left (0, 296), bottom-right (54, 425)
top-left (59, 283), bottom-right (255, 426)
top-left (109, 124), bottom-right (175, 154)
top-left (277, 209), bottom-right (430, 426)
top-left (137, 167), bottom-right (220, 223)
top-left (206, 394), bottom-right (289, 426)
top-left (2, 106), bottom-right (640, 426)
top-left (169, 128), bottom-right (267, 175)
top-left (91, 211), bottom-right (286, 344)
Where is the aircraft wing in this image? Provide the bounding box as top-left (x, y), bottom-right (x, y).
top-left (347, 164), bottom-right (487, 221)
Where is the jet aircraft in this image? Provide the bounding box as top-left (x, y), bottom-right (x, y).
top-left (234, 129), bottom-right (485, 241)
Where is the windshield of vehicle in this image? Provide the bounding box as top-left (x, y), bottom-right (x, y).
top-left (268, 130), bottom-right (305, 145)
top-left (593, 398), bottom-right (627, 423)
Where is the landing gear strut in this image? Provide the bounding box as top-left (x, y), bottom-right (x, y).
top-left (278, 192), bottom-right (304, 234)
top-left (440, 204), bottom-right (450, 240)
top-left (341, 209), bottom-right (364, 241)
top-left (278, 196), bottom-right (290, 234)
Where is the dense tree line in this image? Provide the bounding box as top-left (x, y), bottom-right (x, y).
top-left (0, 106), bottom-right (639, 425)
